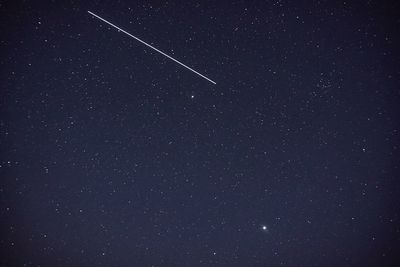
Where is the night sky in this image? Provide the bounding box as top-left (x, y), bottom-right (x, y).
top-left (1, 1), bottom-right (400, 266)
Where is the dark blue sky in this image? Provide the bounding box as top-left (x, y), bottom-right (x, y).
top-left (1, 1), bottom-right (399, 266)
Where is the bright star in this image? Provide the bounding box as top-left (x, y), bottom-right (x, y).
top-left (261, 225), bottom-right (269, 233)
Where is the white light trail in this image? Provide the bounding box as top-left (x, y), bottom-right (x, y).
top-left (88, 11), bottom-right (216, 85)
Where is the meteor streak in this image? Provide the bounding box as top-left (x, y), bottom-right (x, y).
top-left (88, 11), bottom-right (216, 85)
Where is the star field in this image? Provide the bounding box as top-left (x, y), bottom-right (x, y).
top-left (1, 1), bottom-right (400, 266)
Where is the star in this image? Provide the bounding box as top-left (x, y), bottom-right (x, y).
top-left (261, 225), bottom-right (269, 233)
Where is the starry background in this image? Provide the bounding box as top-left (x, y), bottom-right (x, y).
top-left (1, 0), bottom-right (400, 266)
